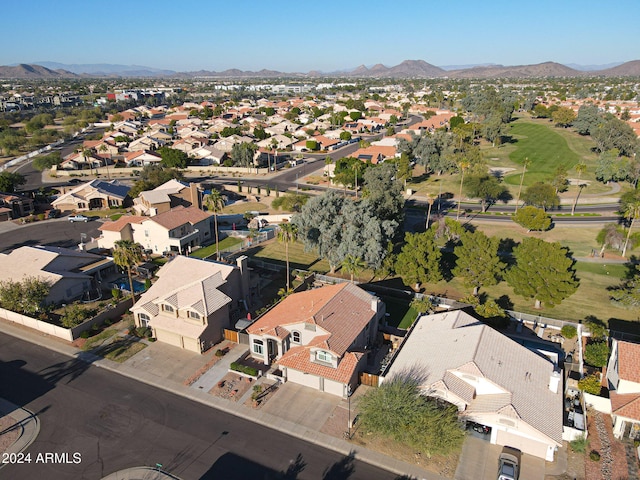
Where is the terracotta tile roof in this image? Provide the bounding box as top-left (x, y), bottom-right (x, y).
top-left (618, 341), bottom-right (640, 383)
top-left (247, 283), bottom-right (376, 356)
top-left (99, 215), bottom-right (145, 232)
top-left (148, 205), bottom-right (209, 230)
top-left (610, 392), bottom-right (640, 421)
top-left (278, 347), bottom-right (363, 384)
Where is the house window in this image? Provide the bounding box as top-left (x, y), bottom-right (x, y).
top-left (253, 339), bottom-right (264, 355)
top-left (139, 313), bottom-right (150, 327)
top-left (316, 350), bottom-right (332, 363)
top-left (163, 304), bottom-right (174, 313)
top-left (291, 331), bottom-right (301, 344)
top-left (144, 230), bottom-right (149, 237)
top-left (188, 311), bottom-right (200, 320)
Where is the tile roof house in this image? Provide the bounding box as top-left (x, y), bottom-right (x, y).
top-left (0, 245), bottom-right (114, 305)
top-left (132, 255), bottom-right (251, 353)
top-left (52, 179), bottom-right (131, 212)
top-left (132, 179), bottom-right (202, 216)
top-left (606, 339), bottom-right (640, 440)
top-left (0, 191), bottom-right (34, 219)
top-left (383, 310), bottom-right (563, 461)
top-left (98, 206), bottom-right (211, 256)
top-left (246, 283), bottom-right (384, 397)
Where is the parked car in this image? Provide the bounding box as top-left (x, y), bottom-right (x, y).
top-left (68, 214), bottom-right (89, 223)
top-left (47, 209), bottom-right (61, 219)
top-left (497, 449), bottom-right (520, 480)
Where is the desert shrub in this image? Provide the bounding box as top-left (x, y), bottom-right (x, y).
top-left (570, 434), bottom-right (589, 453)
top-left (561, 324), bottom-right (578, 339)
top-left (578, 373), bottom-right (602, 395)
top-left (589, 450), bottom-right (600, 461)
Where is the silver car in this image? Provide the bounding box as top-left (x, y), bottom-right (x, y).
top-left (497, 451), bottom-right (519, 480)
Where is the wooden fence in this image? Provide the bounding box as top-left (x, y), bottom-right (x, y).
top-left (359, 372), bottom-right (380, 387)
top-left (223, 329), bottom-right (239, 343)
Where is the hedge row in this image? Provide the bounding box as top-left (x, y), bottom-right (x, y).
top-left (230, 362), bottom-right (258, 377)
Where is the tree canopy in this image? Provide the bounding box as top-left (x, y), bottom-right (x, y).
top-left (522, 182), bottom-right (559, 211)
top-left (463, 174), bottom-right (508, 212)
top-left (158, 147), bottom-right (189, 168)
top-left (128, 164), bottom-right (184, 198)
top-left (0, 171), bottom-right (26, 193)
top-left (610, 263), bottom-right (640, 309)
top-left (395, 230), bottom-right (443, 287)
top-left (362, 163), bottom-right (405, 224)
top-left (506, 237), bottom-right (579, 308)
top-left (453, 230), bottom-right (504, 295)
top-left (0, 277), bottom-right (51, 315)
top-left (512, 206), bottom-right (552, 232)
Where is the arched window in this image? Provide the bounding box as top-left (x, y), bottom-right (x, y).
top-left (139, 313), bottom-right (151, 327)
top-left (253, 339), bottom-right (264, 355)
top-left (291, 331), bottom-right (301, 344)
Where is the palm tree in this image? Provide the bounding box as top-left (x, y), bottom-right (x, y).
top-left (571, 163), bottom-right (587, 216)
top-left (515, 157), bottom-right (531, 213)
top-left (204, 189), bottom-right (225, 260)
top-left (113, 240), bottom-right (144, 307)
top-left (425, 193), bottom-right (435, 230)
top-left (456, 159), bottom-right (469, 220)
top-left (621, 200), bottom-right (640, 258)
top-left (99, 144), bottom-right (111, 179)
top-left (277, 222), bottom-right (298, 291)
top-left (341, 254), bottom-right (366, 283)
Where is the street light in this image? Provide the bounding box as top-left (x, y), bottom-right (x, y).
top-left (346, 384), bottom-right (352, 439)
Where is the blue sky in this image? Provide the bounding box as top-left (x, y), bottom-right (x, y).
top-left (2, 0), bottom-right (639, 72)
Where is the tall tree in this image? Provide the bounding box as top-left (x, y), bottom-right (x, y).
top-left (597, 223), bottom-right (625, 256)
top-left (277, 222), bottom-right (298, 292)
top-left (552, 107), bottom-right (577, 127)
top-left (592, 115), bottom-right (638, 157)
top-left (514, 157), bottom-right (531, 213)
top-left (231, 142), bottom-right (258, 172)
top-left (463, 174), bottom-right (507, 212)
top-left (113, 240), bottom-right (144, 307)
top-left (512, 206), bottom-right (551, 232)
top-left (522, 182), bottom-right (559, 211)
top-left (158, 147), bottom-right (189, 169)
top-left (455, 158), bottom-right (469, 220)
top-left (204, 189), bottom-right (225, 260)
top-left (362, 163), bottom-right (405, 223)
top-left (506, 237), bottom-right (579, 309)
top-left (610, 263), bottom-right (640, 309)
top-left (572, 104), bottom-right (601, 135)
top-left (571, 163), bottom-right (587, 215)
top-left (395, 230), bottom-right (443, 289)
top-left (620, 191), bottom-right (640, 258)
top-left (0, 171), bottom-right (26, 193)
top-left (453, 230), bottom-right (504, 295)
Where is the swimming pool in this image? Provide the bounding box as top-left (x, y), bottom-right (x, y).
top-left (112, 277), bottom-right (147, 294)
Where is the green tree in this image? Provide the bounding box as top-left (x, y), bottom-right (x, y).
top-left (512, 206), bottom-right (552, 232)
top-left (0, 171), bottom-right (26, 193)
top-left (277, 222), bottom-right (298, 292)
top-left (204, 189), bottom-right (225, 261)
top-left (597, 223), bottom-right (625, 255)
top-left (583, 341), bottom-right (610, 368)
top-left (396, 230), bottom-right (443, 288)
top-left (339, 131), bottom-right (352, 141)
top-left (157, 147), bottom-right (189, 168)
top-left (551, 166), bottom-right (569, 194)
top-left (231, 142), bottom-right (258, 172)
top-left (592, 115), bottom-right (638, 157)
top-left (113, 240), bottom-right (144, 307)
top-left (341, 254), bottom-right (365, 283)
top-left (349, 111), bottom-right (362, 121)
top-left (362, 163), bottom-right (405, 224)
top-left (506, 237), bottom-right (579, 308)
top-left (578, 374), bottom-right (602, 395)
top-left (620, 191), bottom-right (640, 258)
top-left (271, 192), bottom-right (309, 212)
top-left (463, 174), bottom-right (507, 212)
top-left (453, 230), bottom-right (504, 295)
top-left (572, 104), bottom-right (601, 135)
top-left (33, 151), bottom-right (63, 171)
top-left (552, 106), bottom-right (577, 127)
top-left (610, 263), bottom-right (640, 309)
top-left (522, 182), bottom-right (559, 211)
top-left (0, 277), bottom-right (50, 315)
top-left (61, 303), bottom-right (88, 328)
top-left (358, 373), bottom-right (465, 457)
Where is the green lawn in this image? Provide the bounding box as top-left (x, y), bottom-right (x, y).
top-left (383, 297), bottom-right (419, 329)
top-left (251, 239), bottom-right (331, 272)
top-left (503, 121), bottom-right (582, 185)
top-left (190, 236), bottom-right (243, 259)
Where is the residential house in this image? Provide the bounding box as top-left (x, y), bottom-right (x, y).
top-left (0, 192), bottom-right (34, 219)
top-left (383, 310), bottom-right (563, 461)
top-left (122, 150), bottom-right (162, 167)
top-left (131, 255), bottom-right (250, 353)
top-left (190, 145), bottom-right (227, 166)
top-left (133, 180), bottom-right (202, 216)
top-left (606, 339), bottom-right (640, 440)
top-left (0, 245), bottom-right (114, 305)
top-left (98, 206), bottom-right (211, 255)
top-left (246, 283), bottom-right (384, 397)
top-left (52, 179), bottom-right (131, 212)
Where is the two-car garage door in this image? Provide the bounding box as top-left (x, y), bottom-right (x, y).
top-left (155, 329), bottom-right (200, 353)
top-left (495, 429), bottom-right (550, 460)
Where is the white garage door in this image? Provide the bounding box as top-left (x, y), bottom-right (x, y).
top-left (156, 329), bottom-right (183, 348)
top-left (495, 429), bottom-right (549, 460)
top-left (287, 369), bottom-right (321, 390)
top-left (324, 379), bottom-right (345, 397)
top-left (182, 336), bottom-right (200, 353)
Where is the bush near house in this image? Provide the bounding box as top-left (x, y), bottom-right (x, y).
top-left (561, 324), bottom-right (578, 339)
top-left (583, 341), bottom-right (610, 368)
top-left (230, 362), bottom-right (259, 377)
top-left (578, 373), bottom-right (602, 395)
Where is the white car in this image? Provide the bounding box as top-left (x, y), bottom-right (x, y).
top-left (68, 215), bottom-right (89, 223)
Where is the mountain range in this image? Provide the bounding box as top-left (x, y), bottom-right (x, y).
top-left (1, 59), bottom-right (640, 79)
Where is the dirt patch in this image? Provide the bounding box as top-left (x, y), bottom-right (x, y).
top-left (242, 380), bottom-right (280, 409)
top-left (0, 415), bottom-right (21, 454)
top-left (209, 372), bottom-right (253, 401)
top-left (585, 411), bottom-right (629, 480)
top-left (547, 442), bottom-right (585, 479)
top-left (183, 342), bottom-right (233, 386)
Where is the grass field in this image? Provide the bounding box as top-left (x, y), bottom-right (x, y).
top-left (190, 236), bottom-right (243, 259)
top-left (251, 239), bottom-right (331, 272)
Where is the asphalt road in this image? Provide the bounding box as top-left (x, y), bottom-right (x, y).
top-left (0, 333), bottom-right (399, 480)
top-left (0, 218), bottom-right (102, 253)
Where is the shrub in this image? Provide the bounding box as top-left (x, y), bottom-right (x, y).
top-left (80, 330), bottom-right (91, 339)
top-left (584, 340), bottom-right (610, 367)
top-left (570, 434), bottom-right (589, 453)
top-left (561, 324), bottom-right (578, 339)
top-left (230, 362), bottom-right (259, 377)
top-left (111, 288), bottom-right (122, 300)
top-left (251, 384), bottom-right (263, 400)
top-left (215, 349), bottom-right (225, 357)
top-left (578, 373), bottom-right (602, 395)
top-left (589, 450), bottom-right (600, 461)
top-left (61, 303), bottom-right (87, 328)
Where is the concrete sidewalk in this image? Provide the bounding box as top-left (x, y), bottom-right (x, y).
top-left (102, 466), bottom-right (182, 480)
top-left (0, 398), bottom-right (40, 467)
top-left (0, 319), bottom-right (444, 480)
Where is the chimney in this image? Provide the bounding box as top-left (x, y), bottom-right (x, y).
top-left (236, 255), bottom-right (250, 306)
top-left (549, 370), bottom-right (561, 394)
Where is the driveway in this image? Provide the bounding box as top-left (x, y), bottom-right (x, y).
top-left (455, 436), bottom-right (546, 480)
